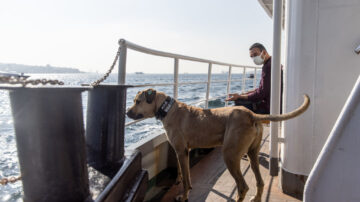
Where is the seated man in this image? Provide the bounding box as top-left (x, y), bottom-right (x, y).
top-left (226, 43), bottom-right (282, 114)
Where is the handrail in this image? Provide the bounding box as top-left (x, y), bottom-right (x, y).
top-left (120, 39), bottom-right (257, 69)
top-left (128, 79), bottom-right (246, 88)
top-left (118, 38), bottom-right (261, 128)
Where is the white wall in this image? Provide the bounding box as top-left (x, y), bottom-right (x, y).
top-left (304, 76), bottom-right (360, 202)
top-left (282, 0), bottom-right (360, 175)
top-left (127, 133), bottom-right (170, 179)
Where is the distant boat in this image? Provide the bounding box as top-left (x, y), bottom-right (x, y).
top-left (135, 72), bottom-right (144, 74)
top-left (248, 73), bottom-right (254, 79)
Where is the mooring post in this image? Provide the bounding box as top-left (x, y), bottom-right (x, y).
top-left (9, 87), bottom-right (90, 202)
top-left (86, 84), bottom-right (127, 177)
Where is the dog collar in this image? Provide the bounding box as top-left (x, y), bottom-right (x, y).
top-left (155, 96), bottom-right (175, 120)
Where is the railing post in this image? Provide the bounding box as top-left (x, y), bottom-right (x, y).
top-left (205, 63), bottom-right (212, 108)
top-left (253, 68), bottom-right (257, 90)
top-left (174, 58), bottom-right (179, 99)
top-left (242, 67), bottom-right (246, 93)
top-left (225, 65), bottom-right (232, 107)
top-left (270, 0), bottom-right (283, 176)
top-left (118, 39), bottom-right (127, 85)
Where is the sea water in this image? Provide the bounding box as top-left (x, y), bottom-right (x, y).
top-left (0, 72), bottom-right (259, 201)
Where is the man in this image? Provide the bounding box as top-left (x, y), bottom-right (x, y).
top-left (226, 43), bottom-right (282, 114)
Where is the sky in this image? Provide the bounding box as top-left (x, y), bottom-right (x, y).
top-left (0, 0), bottom-right (273, 73)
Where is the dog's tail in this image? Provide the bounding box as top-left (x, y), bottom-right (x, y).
top-left (252, 94), bottom-right (310, 122)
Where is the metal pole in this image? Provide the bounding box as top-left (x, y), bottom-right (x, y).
top-left (118, 39), bottom-right (127, 85)
top-left (205, 63), bottom-right (212, 108)
top-left (174, 58), bottom-right (179, 99)
top-left (270, 0), bottom-right (283, 176)
top-left (225, 66), bottom-right (232, 107)
top-left (242, 67), bottom-right (246, 93)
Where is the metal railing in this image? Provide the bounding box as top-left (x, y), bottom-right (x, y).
top-left (116, 39), bottom-right (261, 127)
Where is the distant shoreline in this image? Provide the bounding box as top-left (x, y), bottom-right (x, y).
top-left (0, 63), bottom-right (83, 74)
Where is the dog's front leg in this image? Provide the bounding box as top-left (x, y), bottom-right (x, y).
top-left (174, 148), bottom-right (192, 202)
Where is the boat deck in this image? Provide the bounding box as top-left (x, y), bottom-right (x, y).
top-left (161, 126), bottom-right (301, 202)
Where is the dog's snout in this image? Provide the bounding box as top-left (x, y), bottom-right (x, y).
top-left (126, 110), bottom-right (134, 118)
top-left (126, 110), bottom-right (144, 120)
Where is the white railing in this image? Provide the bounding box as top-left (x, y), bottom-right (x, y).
top-left (117, 39), bottom-right (261, 127)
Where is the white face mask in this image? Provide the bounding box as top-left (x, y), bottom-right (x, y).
top-left (252, 51), bottom-right (265, 65)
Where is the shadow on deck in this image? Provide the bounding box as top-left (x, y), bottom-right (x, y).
top-left (161, 126), bottom-right (300, 202)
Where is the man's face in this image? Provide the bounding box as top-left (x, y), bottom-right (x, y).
top-left (249, 48), bottom-right (262, 58)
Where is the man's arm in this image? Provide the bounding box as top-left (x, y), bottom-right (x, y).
top-left (226, 93), bottom-right (247, 101)
top-left (243, 89), bottom-right (256, 95)
top-left (226, 83), bottom-right (259, 101)
top-left (247, 65), bottom-right (270, 102)
top-left (226, 67), bottom-right (266, 101)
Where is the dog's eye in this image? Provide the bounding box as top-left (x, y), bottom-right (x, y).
top-left (136, 100), bottom-right (140, 104)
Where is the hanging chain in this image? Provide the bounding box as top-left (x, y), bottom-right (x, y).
top-left (0, 175), bottom-right (21, 185)
top-left (90, 46), bottom-right (121, 86)
top-left (0, 76), bottom-right (64, 87)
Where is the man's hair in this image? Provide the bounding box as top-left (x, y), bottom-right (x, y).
top-left (249, 43), bottom-right (267, 52)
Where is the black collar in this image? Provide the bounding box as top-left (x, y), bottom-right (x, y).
top-left (155, 96), bottom-right (175, 120)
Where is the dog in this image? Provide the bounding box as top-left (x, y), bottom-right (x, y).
top-left (127, 89), bottom-right (310, 202)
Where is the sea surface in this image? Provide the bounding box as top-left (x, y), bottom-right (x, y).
top-left (0, 72), bottom-right (259, 201)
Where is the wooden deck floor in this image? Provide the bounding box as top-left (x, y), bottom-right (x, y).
top-left (161, 126), bottom-right (301, 202)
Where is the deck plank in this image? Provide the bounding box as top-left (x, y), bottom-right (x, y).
top-left (161, 126), bottom-right (301, 202)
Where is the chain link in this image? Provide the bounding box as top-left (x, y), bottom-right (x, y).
top-left (0, 76), bottom-right (64, 87)
top-left (0, 176), bottom-right (21, 185)
top-left (91, 46), bottom-right (121, 86)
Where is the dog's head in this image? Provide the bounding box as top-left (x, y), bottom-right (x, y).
top-left (126, 88), bottom-right (166, 120)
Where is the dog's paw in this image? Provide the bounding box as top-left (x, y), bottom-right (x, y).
top-left (174, 195), bottom-right (188, 202)
top-left (249, 196), bottom-right (261, 202)
top-left (235, 194), bottom-right (246, 202)
top-left (175, 176), bottom-right (182, 185)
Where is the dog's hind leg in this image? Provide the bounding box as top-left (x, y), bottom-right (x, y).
top-left (248, 147), bottom-right (264, 202)
top-left (223, 150), bottom-right (248, 202)
top-left (222, 129), bottom-right (250, 202)
top-left (247, 122), bottom-right (264, 202)
top-left (223, 123), bottom-right (256, 202)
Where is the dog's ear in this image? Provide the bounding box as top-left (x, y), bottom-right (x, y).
top-left (145, 89), bottom-right (156, 104)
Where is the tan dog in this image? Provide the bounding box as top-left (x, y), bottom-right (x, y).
top-left (127, 89), bottom-right (310, 202)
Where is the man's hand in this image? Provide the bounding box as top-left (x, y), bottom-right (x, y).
top-left (226, 93), bottom-right (247, 101)
top-left (226, 93), bottom-right (239, 101)
top-left (226, 93), bottom-right (248, 101)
